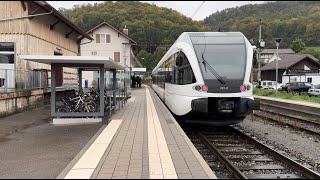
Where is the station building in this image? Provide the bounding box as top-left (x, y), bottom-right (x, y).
top-left (0, 1), bottom-right (92, 116)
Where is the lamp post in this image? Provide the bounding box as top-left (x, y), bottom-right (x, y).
top-left (257, 19), bottom-right (265, 82)
top-left (274, 38), bottom-right (282, 93)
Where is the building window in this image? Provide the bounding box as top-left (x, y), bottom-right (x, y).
top-left (0, 42), bottom-right (14, 64)
top-left (114, 52), bottom-right (120, 62)
top-left (96, 34), bottom-right (100, 43)
top-left (307, 77), bottom-right (312, 83)
top-left (106, 34), bottom-right (111, 43)
top-left (95, 34), bottom-right (111, 44)
top-left (100, 34), bottom-right (106, 44)
top-left (91, 51), bottom-right (97, 56)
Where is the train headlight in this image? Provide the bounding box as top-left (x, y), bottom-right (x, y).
top-left (195, 85), bottom-right (201, 91)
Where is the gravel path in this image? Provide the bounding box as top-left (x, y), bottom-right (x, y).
top-left (236, 115), bottom-right (320, 173)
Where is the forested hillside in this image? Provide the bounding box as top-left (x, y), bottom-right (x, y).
top-left (59, 1), bottom-right (320, 72)
top-left (202, 1), bottom-right (320, 48)
top-left (59, 1), bottom-right (209, 73)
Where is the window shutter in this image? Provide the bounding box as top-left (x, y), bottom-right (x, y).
top-left (106, 34), bottom-right (111, 43)
top-left (96, 34), bottom-right (100, 43)
top-left (114, 52), bottom-right (120, 62)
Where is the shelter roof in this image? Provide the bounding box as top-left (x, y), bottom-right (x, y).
top-left (19, 55), bottom-right (125, 70)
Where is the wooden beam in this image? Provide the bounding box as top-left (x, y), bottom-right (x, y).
top-left (65, 30), bottom-right (74, 38)
top-left (28, 7), bottom-right (41, 19)
top-left (50, 20), bottom-right (60, 30)
top-left (30, 7), bottom-right (41, 15)
top-left (21, 1), bottom-right (26, 11)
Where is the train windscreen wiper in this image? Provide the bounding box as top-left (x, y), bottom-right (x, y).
top-left (201, 52), bottom-right (226, 84)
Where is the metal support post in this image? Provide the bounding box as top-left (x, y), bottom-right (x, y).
top-left (109, 95), bottom-right (112, 117)
top-left (79, 68), bottom-right (83, 93)
top-left (51, 64), bottom-right (56, 117)
top-left (39, 71), bottom-right (42, 89)
top-left (113, 70), bottom-right (117, 110)
top-left (99, 66), bottom-right (105, 116)
top-left (118, 89), bottom-right (121, 110)
top-left (276, 43), bottom-right (279, 93)
top-left (4, 69), bottom-right (7, 92)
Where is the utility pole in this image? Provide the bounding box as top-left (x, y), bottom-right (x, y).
top-left (258, 19), bottom-right (262, 81)
top-left (274, 38), bottom-right (282, 93)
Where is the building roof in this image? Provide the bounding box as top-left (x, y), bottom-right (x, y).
top-left (261, 54), bottom-right (320, 71)
top-left (261, 48), bottom-right (295, 54)
top-left (81, 21), bottom-right (137, 45)
top-left (34, 1), bottom-right (93, 41)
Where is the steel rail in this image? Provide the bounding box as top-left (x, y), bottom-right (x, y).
top-left (231, 126), bottom-right (320, 179)
top-left (254, 110), bottom-right (320, 137)
top-left (260, 101), bottom-right (320, 119)
top-left (259, 108), bottom-right (320, 126)
top-left (195, 131), bottom-right (248, 179)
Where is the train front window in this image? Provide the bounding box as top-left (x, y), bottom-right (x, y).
top-left (191, 36), bottom-right (246, 81)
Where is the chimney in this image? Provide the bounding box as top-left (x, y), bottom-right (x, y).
top-left (123, 25), bottom-right (128, 35)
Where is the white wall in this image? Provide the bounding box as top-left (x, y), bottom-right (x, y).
top-left (282, 74), bottom-right (320, 85)
top-left (80, 25), bottom-right (132, 67)
top-left (0, 64), bottom-right (15, 89)
top-left (80, 24), bottom-right (133, 87)
top-left (306, 75), bottom-right (320, 85)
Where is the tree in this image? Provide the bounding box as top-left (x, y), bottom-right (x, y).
top-left (290, 37), bottom-right (306, 53)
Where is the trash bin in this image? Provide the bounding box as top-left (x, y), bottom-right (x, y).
top-left (85, 80), bottom-right (88, 88)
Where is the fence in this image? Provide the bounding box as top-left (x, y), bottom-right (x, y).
top-left (0, 69), bottom-right (48, 92)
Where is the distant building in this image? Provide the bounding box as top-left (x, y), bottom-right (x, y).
top-left (261, 54), bottom-right (320, 83)
top-left (260, 48), bottom-right (295, 64)
top-left (79, 21), bottom-right (138, 89)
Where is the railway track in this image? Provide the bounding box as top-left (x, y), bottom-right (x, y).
top-left (253, 109), bottom-right (320, 137)
top-left (185, 126), bottom-right (320, 179)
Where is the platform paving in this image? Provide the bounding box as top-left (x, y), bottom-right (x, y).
top-left (63, 86), bottom-right (217, 179)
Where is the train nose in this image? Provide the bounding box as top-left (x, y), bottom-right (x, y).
top-left (246, 99), bottom-right (260, 110)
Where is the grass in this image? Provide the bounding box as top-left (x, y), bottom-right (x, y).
top-left (253, 88), bottom-right (320, 104)
top-left (314, 129), bottom-right (320, 133)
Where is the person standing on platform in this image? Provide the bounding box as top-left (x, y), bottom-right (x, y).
top-left (131, 75), bottom-right (136, 88)
top-left (137, 76), bottom-right (141, 88)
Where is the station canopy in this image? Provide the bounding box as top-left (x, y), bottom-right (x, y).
top-left (19, 55), bottom-right (125, 70)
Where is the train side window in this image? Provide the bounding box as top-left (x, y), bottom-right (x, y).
top-left (176, 52), bottom-right (196, 85)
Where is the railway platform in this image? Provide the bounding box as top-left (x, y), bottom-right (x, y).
top-left (57, 86), bottom-right (217, 179)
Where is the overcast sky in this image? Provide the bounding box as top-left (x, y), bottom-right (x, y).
top-left (47, 1), bottom-right (265, 21)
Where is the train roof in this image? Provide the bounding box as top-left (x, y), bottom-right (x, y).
top-left (152, 32), bottom-right (247, 73)
top-left (175, 32), bottom-right (246, 45)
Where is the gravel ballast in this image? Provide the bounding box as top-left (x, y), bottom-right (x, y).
top-left (236, 115), bottom-right (320, 173)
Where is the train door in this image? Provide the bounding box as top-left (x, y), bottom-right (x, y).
top-left (164, 53), bottom-right (177, 109)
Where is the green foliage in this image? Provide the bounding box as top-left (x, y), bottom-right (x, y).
top-left (301, 47), bottom-right (320, 60)
top-left (59, 1), bottom-right (209, 72)
top-left (253, 88), bottom-right (320, 104)
top-left (290, 38), bottom-right (306, 53)
top-left (202, 1), bottom-right (320, 48)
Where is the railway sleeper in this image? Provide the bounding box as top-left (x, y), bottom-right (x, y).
top-left (245, 173), bottom-right (302, 179)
